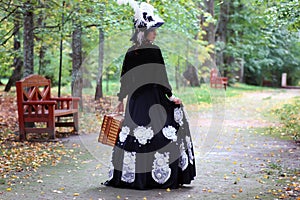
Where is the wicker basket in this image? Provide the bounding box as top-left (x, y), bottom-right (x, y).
top-left (98, 113), bottom-right (124, 146)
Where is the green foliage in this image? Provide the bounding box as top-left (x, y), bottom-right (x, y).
top-left (220, 0), bottom-right (300, 86)
top-left (0, 48), bottom-right (14, 78)
top-left (271, 97), bottom-right (300, 141)
top-left (41, 44), bottom-right (73, 86)
top-left (256, 0), bottom-right (300, 31)
top-left (0, 1), bottom-right (19, 78)
top-left (155, 0), bottom-right (202, 38)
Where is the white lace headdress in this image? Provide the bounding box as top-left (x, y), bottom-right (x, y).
top-left (117, 0), bottom-right (164, 29)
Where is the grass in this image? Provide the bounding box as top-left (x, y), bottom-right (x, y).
top-left (267, 96), bottom-right (300, 141)
top-left (173, 82), bottom-right (275, 105)
top-left (0, 76), bottom-right (278, 109)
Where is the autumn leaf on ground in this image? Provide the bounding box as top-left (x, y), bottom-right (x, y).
top-left (0, 90), bottom-right (80, 183)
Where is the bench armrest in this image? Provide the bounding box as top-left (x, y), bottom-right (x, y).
top-left (21, 101), bottom-right (56, 116)
top-left (51, 97), bottom-right (80, 110)
top-left (51, 97), bottom-right (80, 102)
top-left (23, 100), bottom-right (57, 105)
top-left (221, 77), bottom-right (228, 82)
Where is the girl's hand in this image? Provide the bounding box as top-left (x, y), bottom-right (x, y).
top-left (169, 95), bottom-right (182, 105)
top-left (173, 97), bottom-right (182, 105)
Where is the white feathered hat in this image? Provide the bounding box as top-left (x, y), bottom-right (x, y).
top-left (117, 0), bottom-right (164, 29)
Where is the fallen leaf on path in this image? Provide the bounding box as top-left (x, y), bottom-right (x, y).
top-left (224, 174), bottom-right (229, 180)
top-left (53, 190), bottom-right (63, 194)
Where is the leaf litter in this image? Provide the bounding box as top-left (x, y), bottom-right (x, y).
top-left (0, 91), bottom-right (114, 192)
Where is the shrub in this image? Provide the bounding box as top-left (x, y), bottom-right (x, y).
top-left (272, 97), bottom-right (300, 141)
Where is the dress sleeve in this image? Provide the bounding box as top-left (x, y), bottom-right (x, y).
top-left (156, 48), bottom-right (173, 98)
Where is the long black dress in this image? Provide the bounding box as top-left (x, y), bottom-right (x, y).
top-left (104, 43), bottom-right (196, 189)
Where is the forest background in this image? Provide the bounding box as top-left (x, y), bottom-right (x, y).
top-left (0, 2), bottom-right (300, 198)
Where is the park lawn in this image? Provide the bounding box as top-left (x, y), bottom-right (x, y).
top-left (52, 80), bottom-right (275, 104)
top-left (1, 76), bottom-right (274, 105)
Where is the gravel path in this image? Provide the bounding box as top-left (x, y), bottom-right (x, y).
top-left (1, 89), bottom-right (299, 200)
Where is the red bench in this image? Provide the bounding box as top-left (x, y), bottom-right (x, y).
top-left (16, 74), bottom-right (80, 141)
top-left (210, 68), bottom-right (228, 90)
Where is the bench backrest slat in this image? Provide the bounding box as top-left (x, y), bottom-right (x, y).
top-left (16, 74), bottom-right (52, 115)
top-left (16, 74), bottom-right (51, 102)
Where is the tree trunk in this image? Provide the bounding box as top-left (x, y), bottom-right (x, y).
top-left (5, 13), bottom-right (23, 92)
top-left (95, 28), bottom-right (104, 100)
top-left (216, 0), bottom-right (231, 76)
top-left (71, 22), bottom-right (83, 107)
top-left (201, 0), bottom-right (215, 46)
top-left (200, 0), bottom-right (216, 81)
top-left (37, 11), bottom-right (47, 75)
top-left (183, 65), bottom-right (200, 87)
top-left (38, 43), bottom-right (46, 74)
top-left (23, 2), bottom-right (34, 78)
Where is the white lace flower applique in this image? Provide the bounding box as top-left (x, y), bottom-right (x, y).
top-left (108, 150), bottom-right (114, 181)
top-left (152, 152), bottom-right (171, 184)
top-left (178, 141), bottom-right (188, 171)
top-left (121, 151), bottom-right (136, 183)
top-left (119, 126), bottom-right (130, 143)
top-left (174, 107), bottom-right (183, 126)
top-left (186, 136), bottom-right (194, 164)
top-left (133, 126), bottom-right (154, 145)
top-left (162, 126), bottom-right (177, 142)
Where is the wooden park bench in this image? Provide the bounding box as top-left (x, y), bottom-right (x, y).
top-left (16, 74), bottom-right (80, 141)
top-left (210, 68), bottom-right (228, 90)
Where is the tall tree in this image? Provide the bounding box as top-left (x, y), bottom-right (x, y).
top-left (200, 0), bottom-right (215, 49)
top-left (215, 0), bottom-right (231, 77)
top-left (199, 0), bottom-right (215, 73)
top-left (71, 21), bottom-right (83, 106)
top-left (36, 9), bottom-right (47, 75)
top-left (95, 27), bottom-right (104, 100)
top-left (94, 1), bottom-right (106, 100)
top-left (23, 2), bottom-right (34, 78)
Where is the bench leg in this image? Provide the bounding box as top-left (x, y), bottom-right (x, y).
top-left (19, 127), bottom-right (26, 142)
top-left (48, 115), bottom-right (56, 139)
top-left (73, 113), bottom-right (79, 132)
top-left (18, 117), bottom-right (26, 141)
top-left (49, 130), bottom-right (55, 139)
